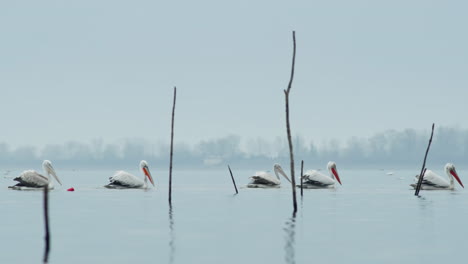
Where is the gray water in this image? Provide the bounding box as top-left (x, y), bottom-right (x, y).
top-left (1, 168), bottom-right (467, 263)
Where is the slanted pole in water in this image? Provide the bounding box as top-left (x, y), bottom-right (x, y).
top-left (169, 87), bottom-right (177, 205)
top-left (228, 165), bottom-right (238, 194)
top-left (415, 123), bottom-right (435, 196)
top-left (43, 186), bottom-right (50, 264)
top-left (300, 160), bottom-right (304, 197)
top-left (284, 31), bottom-right (298, 212)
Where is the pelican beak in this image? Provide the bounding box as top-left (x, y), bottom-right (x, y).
top-left (142, 166), bottom-right (155, 187)
top-left (450, 169), bottom-right (464, 188)
top-left (275, 165), bottom-right (291, 183)
top-left (331, 167), bottom-right (342, 185)
top-left (48, 166), bottom-right (62, 186)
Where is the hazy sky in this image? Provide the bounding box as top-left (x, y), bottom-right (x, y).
top-left (1, 0), bottom-right (467, 148)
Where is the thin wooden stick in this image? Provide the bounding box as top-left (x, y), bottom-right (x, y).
top-left (415, 123), bottom-right (435, 196)
top-left (284, 31), bottom-right (297, 212)
top-left (286, 32), bottom-right (296, 94)
top-left (415, 167), bottom-right (428, 195)
top-left (43, 186), bottom-right (50, 264)
top-left (228, 165), bottom-right (238, 194)
top-left (169, 87), bottom-right (177, 205)
top-left (300, 160), bottom-right (304, 197)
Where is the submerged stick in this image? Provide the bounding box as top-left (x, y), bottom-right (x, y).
top-left (43, 186), bottom-right (50, 264)
top-left (169, 87), bottom-right (177, 205)
top-left (415, 123), bottom-right (435, 196)
top-left (228, 165), bottom-right (238, 194)
top-left (284, 31), bottom-right (298, 213)
top-left (300, 160), bottom-right (304, 197)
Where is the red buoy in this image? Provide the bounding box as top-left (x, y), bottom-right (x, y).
top-left (67, 187), bottom-right (75, 192)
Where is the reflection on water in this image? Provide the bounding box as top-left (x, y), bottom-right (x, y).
top-left (168, 205), bottom-right (175, 264)
top-left (416, 195), bottom-right (435, 234)
top-left (2, 169), bottom-right (468, 264)
top-left (284, 211), bottom-right (297, 264)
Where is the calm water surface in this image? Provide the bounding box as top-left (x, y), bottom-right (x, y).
top-left (1, 168), bottom-right (467, 263)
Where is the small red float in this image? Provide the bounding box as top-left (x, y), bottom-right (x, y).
top-left (67, 187), bottom-right (75, 192)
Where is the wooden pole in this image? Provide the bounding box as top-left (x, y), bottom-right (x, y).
top-left (169, 87), bottom-right (177, 205)
top-left (300, 160), bottom-right (304, 197)
top-left (284, 31), bottom-right (297, 213)
top-left (228, 165), bottom-right (238, 194)
top-left (43, 186), bottom-right (50, 264)
top-left (415, 123), bottom-right (435, 196)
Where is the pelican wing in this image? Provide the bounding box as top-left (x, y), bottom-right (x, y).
top-left (12, 170), bottom-right (49, 188)
top-left (414, 169), bottom-right (450, 189)
top-left (249, 171), bottom-right (280, 185)
top-left (106, 171), bottom-right (144, 188)
top-left (302, 170), bottom-right (335, 187)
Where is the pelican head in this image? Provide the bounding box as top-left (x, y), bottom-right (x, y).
top-left (327, 161), bottom-right (342, 185)
top-left (42, 160), bottom-right (62, 185)
top-left (445, 163), bottom-right (464, 188)
top-left (140, 160), bottom-right (155, 187)
top-left (273, 163), bottom-right (292, 183)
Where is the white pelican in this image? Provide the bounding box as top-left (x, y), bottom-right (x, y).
top-left (105, 160), bottom-right (155, 189)
top-left (299, 161), bottom-right (342, 189)
top-left (247, 164), bottom-right (291, 188)
top-left (411, 163), bottom-right (464, 190)
top-left (8, 160), bottom-right (62, 190)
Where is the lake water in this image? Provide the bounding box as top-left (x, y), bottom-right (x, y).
top-left (1, 167), bottom-right (467, 263)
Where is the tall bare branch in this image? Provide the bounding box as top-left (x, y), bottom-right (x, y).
top-left (284, 31), bottom-right (297, 212)
top-left (169, 87), bottom-right (177, 205)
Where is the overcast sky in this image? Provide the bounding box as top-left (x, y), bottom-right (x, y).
top-left (1, 0), bottom-right (467, 148)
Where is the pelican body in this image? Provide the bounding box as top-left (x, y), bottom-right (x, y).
top-left (411, 163), bottom-right (464, 190)
top-left (247, 164), bottom-right (291, 188)
top-left (299, 161), bottom-right (342, 189)
top-left (105, 160), bottom-right (155, 189)
top-left (9, 160), bottom-right (62, 190)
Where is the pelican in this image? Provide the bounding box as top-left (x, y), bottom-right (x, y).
top-left (247, 164), bottom-right (291, 188)
top-left (299, 161), bottom-right (342, 189)
top-left (8, 160), bottom-right (62, 190)
top-left (410, 163), bottom-right (464, 190)
top-left (105, 160), bottom-right (155, 189)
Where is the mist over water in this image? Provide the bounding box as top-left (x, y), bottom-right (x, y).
top-left (1, 126), bottom-right (468, 169)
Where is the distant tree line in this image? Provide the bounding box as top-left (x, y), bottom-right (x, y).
top-left (0, 127), bottom-right (467, 169)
